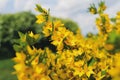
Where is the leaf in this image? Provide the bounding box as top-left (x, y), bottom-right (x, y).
top-left (26, 34), bottom-right (35, 45)
top-left (26, 32), bottom-right (41, 45)
top-left (111, 18), bottom-right (116, 23)
top-left (36, 4), bottom-right (47, 13)
top-left (18, 31), bottom-right (26, 42)
top-left (87, 57), bottom-right (96, 66)
top-left (101, 16), bottom-right (106, 25)
top-left (101, 70), bottom-right (106, 76)
top-left (13, 45), bottom-right (22, 52)
top-left (52, 21), bottom-right (54, 33)
top-left (18, 31), bottom-right (25, 38)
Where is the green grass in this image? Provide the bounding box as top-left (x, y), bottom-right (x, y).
top-left (0, 59), bottom-right (17, 80)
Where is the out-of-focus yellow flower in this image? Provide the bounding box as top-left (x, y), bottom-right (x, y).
top-left (36, 14), bottom-right (45, 24)
top-left (14, 63), bottom-right (26, 72)
top-left (31, 56), bottom-right (39, 66)
top-left (89, 4), bottom-right (97, 14)
top-left (51, 27), bottom-right (70, 50)
top-left (83, 64), bottom-right (94, 77)
top-left (96, 13), bottom-right (112, 35)
top-left (64, 32), bottom-right (77, 46)
top-left (13, 52), bottom-right (26, 63)
top-left (74, 60), bottom-right (84, 67)
top-left (90, 8), bottom-right (97, 14)
top-left (104, 44), bottom-right (114, 50)
top-left (53, 20), bottom-right (64, 30)
top-left (73, 67), bottom-right (84, 77)
top-left (27, 46), bottom-right (38, 55)
top-left (40, 76), bottom-right (51, 80)
top-left (28, 31), bottom-right (40, 40)
top-left (35, 63), bottom-right (46, 74)
top-left (42, 21), bottom-right (52, 37)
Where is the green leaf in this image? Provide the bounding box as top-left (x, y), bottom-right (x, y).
top-left (36, 4), bottom-right (47, 13)
top-left (11, 39), bottom-right (20, 44)
top-left (26, 34), bottom-right (37, 45)
top-left (18, 31), bottom-right (25, 38)
top-left (99, 1), bottom-right (105, 6)
top-left (51, 21), bottom-right (54, 33)
top-left (87, 57), bottom-right (96, 66)
top-left (111, 18), bottom-right (116, 23)
top-left (101, 16), bottom-right (106, 25)
top-left (38, 49), bottom-right (48, 64)
top-left (13, 45), bottom-right (22, 52)
top-left (101, 70), bottom-right (106, 76)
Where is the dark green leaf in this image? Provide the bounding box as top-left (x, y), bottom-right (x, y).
top-left (87, 57), bottom-right (96, 66)
top-left (101, 70), bottom-right (106, 76)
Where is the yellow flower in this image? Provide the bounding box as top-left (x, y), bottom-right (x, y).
top-left (104, 44), bottom-right (114, 50)
top-left (40, 76), bottom-right (51, 80)
top-left (51, 27), bottom-right (70, 50)
top-left (108, 68), bottom-right (120, 78)
top-left (73, 67), bottom-right (84, 77)
top-left (31, 56), bottom-right (39, 66)
top-left (13, 52), bottom-right (26, 63)
top-left (90, 8), bottom-right (97, 14)
top-left (56, 69), bottom-right (67, 79)
top-left (14, 63), bottom-right (26, 72)
top-left (53, 20), bottom-right (64, 30)
top-left (83, 64), bottom-right (94, 77)
top-left (35, 63), bottom-right (46, 74)
top-left (28, 31), bottom-right (40, 40)
top-left (74, 60), bottom-right (84, 67)
top-left (27, 46), bottom-right (38, 55)
top-left (46, 48), bottom-right (56, 66)
top-left (42, 21), bottom-right (52, 37)
top-left (13, 3), bottom-right (120, 80)
top-left (64, 32), bottom-right (77, 46)
top-left (36, 14), bottom-right (45, 24)
top-left (42, 21), bottom-right (64, 37)
top-left (32, 74), bottom-right (51, 80)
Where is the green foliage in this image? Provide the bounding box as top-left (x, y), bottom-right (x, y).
top-left (0, 12), bottom-right (79, 59)
top-left (0, 12), bottom-right (39, 59)
top-left (0, 59), bottom-right (17, 80)
top-left (0, 12), bottom-right (37, 42)
top-left (107, 30), bottom-right (120, 53)
top-left (51, 17), bottom-right (79, 34)
top-left (62, 19), bottom-right (79, 34)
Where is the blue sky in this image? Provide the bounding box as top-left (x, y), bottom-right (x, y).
top-left (0, 0), bottom-right (120, 34)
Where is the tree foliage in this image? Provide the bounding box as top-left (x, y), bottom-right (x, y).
top-left (0, 12), bottom-right (79, 59)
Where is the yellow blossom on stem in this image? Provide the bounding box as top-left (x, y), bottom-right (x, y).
top-left (36, 14), bottom-right (46, 24)
top-left (28, 31), bottom-right (40, 40)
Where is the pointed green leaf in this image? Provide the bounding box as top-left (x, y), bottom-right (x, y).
top-left (101, 70), bottom-right (106, 76)
top-left (87, 57), bottom-right (96, 66)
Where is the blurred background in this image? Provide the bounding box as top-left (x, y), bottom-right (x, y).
top-left (0, 0), bottom-right (120, 80)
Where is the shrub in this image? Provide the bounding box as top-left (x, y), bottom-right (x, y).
top-left (0, 12), bottom-right (37, 59)
top-left (13, 2), bottom-right (120, 80)
top-left (0, 12), bottom-right (78, 59)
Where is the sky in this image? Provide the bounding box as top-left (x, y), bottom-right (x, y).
top-left (0, 0), bottom-right (120, 35)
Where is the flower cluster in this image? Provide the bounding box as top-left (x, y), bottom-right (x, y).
top-left (13, 2), bottom-right (120, 80)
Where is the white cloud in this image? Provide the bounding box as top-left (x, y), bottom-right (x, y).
top-left (0, 0), bottom-right (120, 34)
top-left (24, 0), bottom-right (36, 11)
top-left (0, 0), bottom-right (8, 8)
top-left (72, 13), bottom-right (98, 34)
top-left (14, 0), bottom-right (27, 12)
top-left (48, 0), bottom-right (99, 34)
top-left (0, 0), bottom-right (9, 12)
top-left (106, 2), bottom-right (120, 17)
